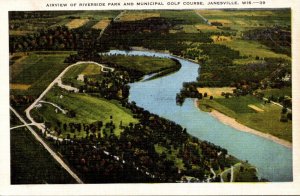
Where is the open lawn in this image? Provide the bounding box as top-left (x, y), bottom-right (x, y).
top-left (10, 51), bottom-right (76, 96)
top-left (11, 127), bottom-right (76, 184)
top-left (101, 55), bottom-right (178, 74)
top-left (32, 87), bottom-right (138, 138)
top-left (198, 95), bottom-right (292, 142)
top-left (61, 63), bottom-right (102, 87)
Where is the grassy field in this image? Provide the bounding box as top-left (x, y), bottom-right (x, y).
top-left (101, 55), bottom-right (178, 74)
top-left (32, 87), bottom-right (138, 138)
top-left (198, 95), bottom-right (292, 142)
top-left (10, 51), bottom-right (76, 96)
top-left (219, 40), bottom-right (290, 60)
top-left (11, 127), bottom-right (76, 184)
top-left (258, 87), bottom-right (292, 98)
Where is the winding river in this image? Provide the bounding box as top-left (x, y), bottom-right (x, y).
top-left (105, 50), bottom-right (292, 182)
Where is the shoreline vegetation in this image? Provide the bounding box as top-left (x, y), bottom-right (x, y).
top-left (194, 100), bottom-right (292, 149)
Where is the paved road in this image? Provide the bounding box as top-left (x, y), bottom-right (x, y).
top-left (25, 61), bottom-right (114, 126)
top-left (10, 106), bottom-right (83, 184)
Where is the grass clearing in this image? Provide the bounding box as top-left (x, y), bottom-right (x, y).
top-left (92, 19), bottom-right (111, 29)
top-left (11, 127), bottom-right (76, 184)
top-left (198, 95), bottom-right (292, 142)
top-left (66, 19), bottom-right (89, 29)
top-left (197, 87), bottom-right (235, 98)
top-left (62, 63), bottom-right (102, 87)
top-left (258, 87), bottom-right (292, 98)
top-left (32, 87), bottom-right (138, 138)
top-left (101, 55), bottom-right (177, 74)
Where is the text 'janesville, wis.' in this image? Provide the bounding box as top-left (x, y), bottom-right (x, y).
top-left (45, 1), bottom-right (267, 8)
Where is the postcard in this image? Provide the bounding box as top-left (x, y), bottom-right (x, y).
top-left (1, 0), bottom-right (300, 195)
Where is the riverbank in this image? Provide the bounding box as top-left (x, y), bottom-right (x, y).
top-left (208, 107), bottom-right (292, 149)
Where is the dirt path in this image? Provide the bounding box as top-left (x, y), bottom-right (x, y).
top-left (39, 100), bottom-right (67, 114)
top-left (10, 106), bottom-right (83, 184)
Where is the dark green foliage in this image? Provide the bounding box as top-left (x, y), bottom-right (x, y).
top-left (11, 128), bottom-right (76, 184)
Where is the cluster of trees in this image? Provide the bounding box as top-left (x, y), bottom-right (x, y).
top-left (78, 70), bottom-right (131, 101)
top-left (10, 95), bottom-right (36, 108)
top-left (9, 25), bottom-right (102, 53)
top-left (243, 26), bottom-right (291, 56)
top-left (100, 18), bottom-right (212, 53)
top-left (182, 43), bottom-right (240, 66)
top-left (176, 82), bottom-right (210, 105)
top-left (42, 96), bottom-right (234, 182)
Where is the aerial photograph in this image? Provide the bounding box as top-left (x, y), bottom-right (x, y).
top-left (9, 9), bottom-right (292, 184)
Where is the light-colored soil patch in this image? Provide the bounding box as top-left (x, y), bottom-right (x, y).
top-left (195, 24), bottom-right (218, 30)
top-left (119, 12), bottom-right (160, 21)
top-left (10, 83), bottom-right (31, 90)
top-left (92, 19), bottom-right (111, 30)
top-left (197, 87), bottom-right (235, 98)
top-left (211, 35), bottom-right (232, 42)
top-left (248, 104), bottom-right (264, 112)
top-left (66, 19), bottom-right (89, 29)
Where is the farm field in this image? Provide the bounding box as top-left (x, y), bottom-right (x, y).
top-left (197, 87), bottom-right (236, 98)
top-left (195, 9), bottom-right (291, 32)
top-left (11, 126), bottom-right (76, 184)
top-left (118, 11), bottom-right (160, 21)
top-left (101, 55), bottom-right (178, 74)
top-left (65, 19), bottom-right (89, 29)
top-left (92, 19), bottom-right (111, 30)
top-left (10, 51), bottom-right (76, 96)
top-left (31, 87), bottom-right (138, 138)
top-left (198, 95), bottom-right (292, 142)
top-left (219, 39), bottom-right (290, 60)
